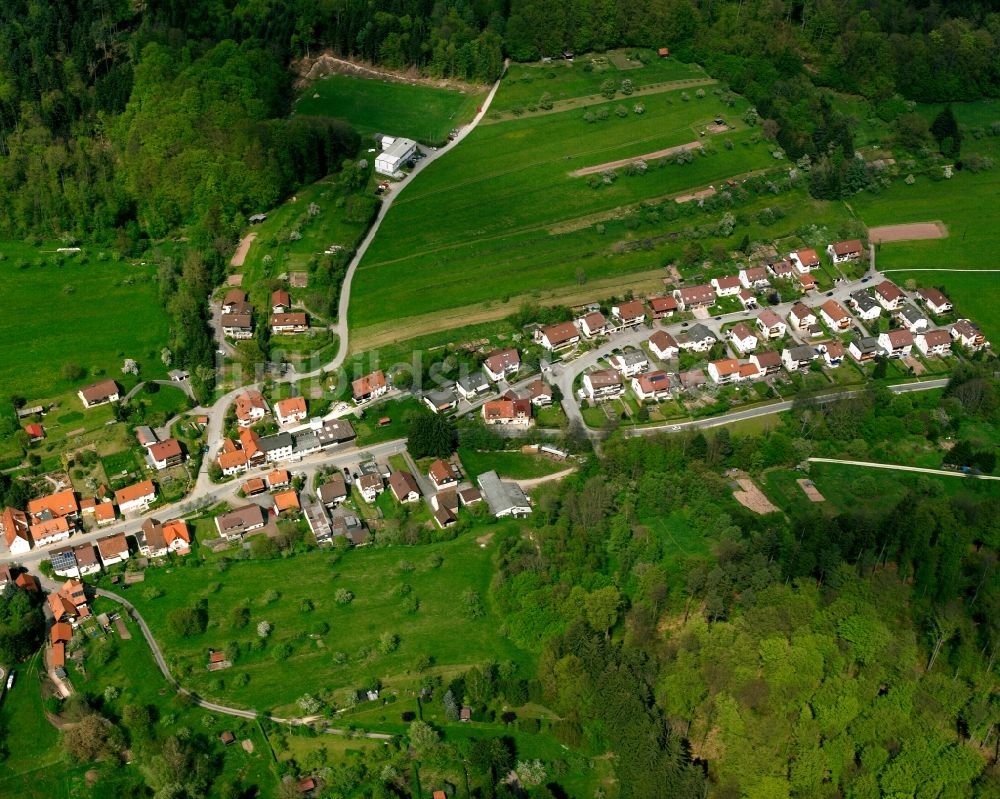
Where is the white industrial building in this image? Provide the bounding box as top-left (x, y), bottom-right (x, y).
top-left (375, 135), bottom-right (418, 176)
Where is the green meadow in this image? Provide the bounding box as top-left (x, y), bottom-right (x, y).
top-left (0, 245), bottom-right (171, 402)
top-left (126, 532), bottom-right (531, 716)
top-left (350, 83), bottom-right (774, 331)
top-left (457, 447), bottom-right (567, 480)
top-left (294, 74), bottom-right (484, 145)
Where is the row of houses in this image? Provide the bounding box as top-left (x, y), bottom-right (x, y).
top-left (221, 289), bottom-right (310, 339)
top-left (49, 516), bottom-right (191, 579)
top-left (217, 414), bottom-right (356, 476)
top-left (3, 480), bottom-right (159, 555)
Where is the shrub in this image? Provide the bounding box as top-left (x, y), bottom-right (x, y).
top-left (620, 79), bottom-right (633, 96)
top-left (633, 102), bottom-right (645, 114)
top-left (168, 607), bottom-right (207, 638)
top-left (335, 588), bottom-right (354, 605)
top-left (615, 105), bottom-right (627, 118)
top-left (257, 620), bottom-right (272, 638)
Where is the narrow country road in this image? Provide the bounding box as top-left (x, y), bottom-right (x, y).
top-left (95, 588), bottom-right (395, 736)
top-left (806, 457), bottom-right (1000, 480)
top-left (513, 467), bottom-right (578, 490)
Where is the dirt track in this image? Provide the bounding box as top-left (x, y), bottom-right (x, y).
top-left (868, 221), bottom-right (948, 243)
top-left (570, 142), bottom-right (702, 177)
top-left (230, 232), bottom-right (256, 267)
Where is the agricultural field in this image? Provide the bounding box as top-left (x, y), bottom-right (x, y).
top-left (0, 245), bottom-right (171, 402)
top-left (124, 532), bottom-right (532, 716)
top-left (491, 50), bottom-right (709, 113)
top-left (350, 79), bottom-right (777, 336)
top-left (294, 74), bottom-right (484, 145)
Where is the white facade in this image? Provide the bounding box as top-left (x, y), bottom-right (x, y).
top-left (375, 137), bottom-right (417, 176)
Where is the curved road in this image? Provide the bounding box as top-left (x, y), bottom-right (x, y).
top-left (96, 588), bottom-right (394, 737)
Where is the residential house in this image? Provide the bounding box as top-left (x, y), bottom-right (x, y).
top-left (708, 358), bottom-right (741, 384)
top-left (93, 502), bottom-right (117, 526)
top-left (266, 470), bottom-right (290, 489)
top-left (797, 272), bottom-right (818, 292)
top-left (357, 473), bottom-right (384, 503)
top-left (31, 514), bottom-right (73, 547)
top-left (97, 533), bottom-right (129, 566)
top-left (388, 471), bottom-right (420, 503)
top-left (790, 248), bottom-right (820, 273)
top-left (848, 337), bottom-right (881, 363)
top-left (750, 350), bottom-right (782, 375)
top-left (352, 370), bottom-right (388, 403)
top-left (915, 329), bottom-right (953, 357)
top-left (611, 300), bottom-right (646, 327)
top-left (648, 296), bottom-right (678, 319)
top-left (756, 309), bottom-right (786, 339)
top-left (820, 299), bottom-right (852, 330)
top-left (73, 544), bottom-right (101, 576)
top-left (728, 323), bottom-right (758, 354)
top-left (456, 371), bottom-right (490, 400)
top-left (740, 362), bottom-right (762, 381)
top-left (789, 302), bottom-right (817, 330)
top-left (819, 341), bottom-right (846, 367)
top-left (303, 501), bottom-right (333, 543)
top-left (115, 480), bottom-right (156, 514)
top-left (917, 288), bottom-right (953, 315)
top-left (483, 349), bottom-right (520, 382)
top-left (878, 329), bottom-right (914, 358)
top-left (739, 266), bottom-right (770, 289)
top-left (50, 547), bottom-right (80, 578)
top-left (273, 490), bottom-right (300, 514)
top-left (318, 475), bottom-right (348, 507)
top-left (896, 304), bottom-right (929, 333)
top-left (29, 490), bottom-right (79, 521)
top-left (676, 324), bottom-right (717, 352)
top-left (429, 459), bottom-right (461, 489)
top-left (135, 425), bottom-right (157, 448)
top-left (782, 345), bottom-right (819, 371)
top-left (678, 369), bottom-right (707, 390)
top-left (423, 386), bottom-right (458, 414)
top-left (313, 418), bottom-right (356, 449)
top-left (219, 447), bottom-right (249, 476)
top-left (477, 470), bottom-right (531, 518)
top-left (15, 572), bottom-right (39, 592)
top-left (647, 331), bottom-right (679, 360)
top-left (951, 319), bottom-right (988, 350)
top-left (608, 350), bottom-right (649, 377)
top-left (148, 439), bottom-right (183, 470)
top-left (235, 390), bottom-right (269, 426)
top-left (766, 258), bottom-right (795, 279)
top-left (221, 311), bottom-right (253, 339)
top-left (78, 379), bottom-right (120, 409)
top-left (632, 371), bottom-right (672, 402)
top-left (482, 398), bottom-right (533, 426)
top-left (1, 507), bottom-right (31, 555)
top-left (243, 478), bottom-right (267, 496)
top-left (738, 289), bottom-right (758, 309)
top-left (673, 284), bottom-right (716, 310)
top-left (47, 578), bottom-right (89, 624)
top-left (577, 310), bottom-right (608, 337)
top-left (25, 423), bottom-right (44, 442)
top-left (138, 518), bottom-right (168, 557)
top-left (275, 397), bottom-right (308, 427)
top-left (711, 275), bottom-right (742, 297)
top-left (826, 239), bottom-right (863, 263)
top-left (538, 321), bottom-right (580, 350)
top-left (222, 289), bottom-right (247, 313)
top-left (583, 369), bottom-right (624, 401)
top-left (458, 487), bottom-right (483, 507)
top-left (215, 505), bottom-right (267, 540)
top-left (270, 312), bottom-right (309, 334)
top-left (259, 432), bottom-right (294, 463)
top-left (527, 380), bottom-right (553, 407)
top-left (271, 289), bottom-right (291, 313)
top-left (874, 280), bottom-right (905, 310)
top-left (849, 290), bottom-right (882, 322)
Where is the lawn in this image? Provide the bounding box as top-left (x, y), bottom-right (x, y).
top-left (350, 81), bottom-right (776, 333)
top-left (124, 532), bottom-right (532, 716)
top-left (492, 50), bottom-right (708, 113)
top-left (457, 447), bottom-right (567, 480)
top-left (0, 245), bottom-right (171, 402)
top-left (887, 270), bottom-right (1000, 342)
top-left (353, 396), bottom-right (425, 446)
top-left (295, 74), bottom-right (485, 145)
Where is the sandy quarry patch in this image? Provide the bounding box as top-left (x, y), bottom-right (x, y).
top-left (797, 478), bottom-right (826, 502)
top-left (570, 142), bottom-right (702, 177)
top-left (230, 232), bottom-right (257, 267)
top-left (732, 478), bottom-right (780, 514)
top-left (868, 221), bottom-right (948, 243)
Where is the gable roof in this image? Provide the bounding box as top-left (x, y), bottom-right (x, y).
top-left (830, 239), bottom-right (862, 256)
top-left (163, 519), bottom-right (190, 547)
top-left (713, 275), bottom-right (741, 290)
top-left (820, 299), bottom-right (850, 322)
top-left (794, 248), bottom-right (820, 265)
top-left (141, 518), bottom-right (167, 551)
top-left (388, 470), bottom-right (420, 500)
top-left (730, 323), bottom-right (755, 341)
top-left (484, 348), bottom-right (520, 374)
top-left (235, 390), bottom-right (268, 420)
top-left (1, 507), bottom-right (30, 548)
top-left (920, 329), bottom-right (952, 347)
top-left (758, 309), bottom-right (783, 328)
top-left (275, 397), bottom-right (307, 419)
top-left (883, 329), bottom-right (914, 347)
top-left (115, 479), bottom-right (155, 506)
top-left (648, 330), bottom-right (678, 352)
top-left (541, 321), bottom-right (578, 346)
top-left (648, 296), bottom-right (678, 312)
top-left (149, 439), bottom-right (182, 462)
top-left (78, 379), bottom-right (120, 404)
top-left (614, 299), bottom-right (646, 318)
top-left (711, 358), bottom-right (740, 376)
top-left (790, 302), bottom-right (814, 321)
top-left (28, 490), bottom-right (78, 519)
top-left (875, 280), bottom-right (904, 302)
top-left (273, 490), bottom-right (300, 512)
top-left (352, 370), bottom-right (387, 398)
top-left (94, 502), bottom-right (116, 523)
top-left (752, 350), bottom-right (782, 368)
top-left (97, 533), bottom-right (129, 559)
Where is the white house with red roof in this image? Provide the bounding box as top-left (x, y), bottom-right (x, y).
top-left (235, 390), bottom-right (269, 426)
top-left (826, 239), bottom-right (863, 263)
top-left (915, 329), bottom-right (952, 357)
top-left (755, 310), bottom-right (786, 339)
top-left (632, 371), bottom-right (672, 402)
top-left (708, 358), bottom-right (741, 384)
top-left (790, 248), bottom-right (820, 273)
top-left (647, 331), bottom-right (679, 360)
top-left (274, 397), bottom-right (308, 427)
top-left (728, 323), bottom-right (758, 354)
top-left (710, 275), bottom-right (742, 297)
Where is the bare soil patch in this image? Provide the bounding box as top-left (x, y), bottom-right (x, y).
top-left (226, 274), bottom-right (244, 287)
top-left (230, 232), bottom-right (257, 268)
top-left (241, 739), bottom-right (255, 753)
top-left (292, 52), bottom-right (483, 94)
top-left (570, 142), bottom-right (702, 177)
top-left (732, 478), bottom-right (780, 514)
top-left (114, 617), bottom-right (131, 639)
top-left (868, 221), bottom-right (948, 243)
top-left (675, 187), bottom-right (717, 204)
top-left (797, 478), bottom-right (825, 502)
top-left (289, 271), bottom-right (309, 288)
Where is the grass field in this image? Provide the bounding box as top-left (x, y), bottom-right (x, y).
top-left (457, 447), bottom-right (567, 480)
top-left (492, 50), bottom-right (708, 113)
top-left (350, 81), bottom-right (775, 333)
top-left (295, 74), bottom-right (485, 144)
top-left (126, 533), bottom-right (531, 715)
top-left (0, 245), bottom-right (171, 402)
